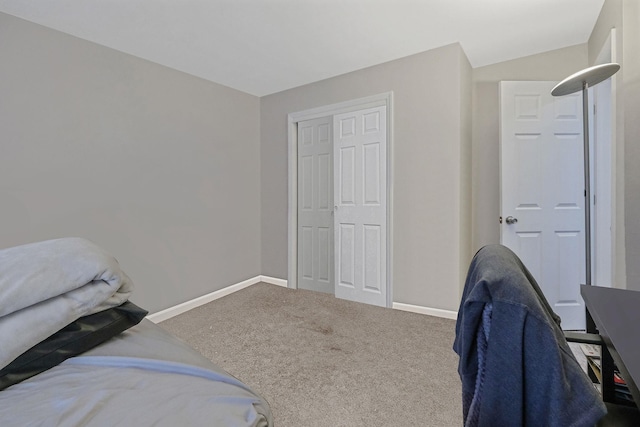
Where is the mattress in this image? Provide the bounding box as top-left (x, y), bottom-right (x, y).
top-left (0, 319), bottom-right (272, 427)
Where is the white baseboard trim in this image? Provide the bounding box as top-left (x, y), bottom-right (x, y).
top-left (146, 276), bottom-right (288, 323)
top-left (147, 276), bottom-right (458, 323)
top-left (259, 275), bottom-right (288, 288)
top-left (392, 302), bottom-right (458, 320)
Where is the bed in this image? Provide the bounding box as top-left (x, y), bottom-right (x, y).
top-left (0, 238), bottom-right (272, 427)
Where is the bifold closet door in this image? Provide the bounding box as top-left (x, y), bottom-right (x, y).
top-left (297, 116), bottom-right (334, 294)
top-left (333, 106), bottom-right (387, 307)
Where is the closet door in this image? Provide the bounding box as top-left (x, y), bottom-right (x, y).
top-left (297, 117), bottom-right (334, 294)
top-left (333, 106), bottom-right (387, 307)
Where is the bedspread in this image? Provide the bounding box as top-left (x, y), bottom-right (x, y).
top-left (0, 356), bottom-right (270, 427)
top-left (0, 238), bottom-right (132, 369)
top-left (0, 320), bottom-right (273, 426)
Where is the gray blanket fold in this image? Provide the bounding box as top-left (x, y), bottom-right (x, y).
top-left (0, 238), bottom-right (133, 370)
top-left (0, 320), bottom-right (273, 427)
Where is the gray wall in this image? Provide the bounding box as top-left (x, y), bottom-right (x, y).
top-left (0, 13), bottom-right (262, 313)
top-left (471, 44), bottom-right (589, 253)
top-left (588, 0), bottom-right (640, 290)
top-left (588, 0), bottom-right (626, 289)
top-left (622, 0), bottom-right (640, 291)
top-left (261, 44), bottom-right (472, 312)
top-left (472, 0), bottom-right (640, 291)
top-left (4, 3), bottom-right (635, 313)
top-left (459, 48), bottom-right (473, 294)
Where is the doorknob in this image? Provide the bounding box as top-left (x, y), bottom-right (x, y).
top-left (505, 216), bottom-right (518, 225)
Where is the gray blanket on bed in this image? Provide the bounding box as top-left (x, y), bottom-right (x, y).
top-left (0, 320), bottom-right (273, 426)
top-left (0, 238), bottom-right (133, 370)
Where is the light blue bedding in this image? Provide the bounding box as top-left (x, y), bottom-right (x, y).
top-left (0, 238), bottom-right (132, 370)
top-left (0, 237), bottom-right (272, 426)
top-left (0, 320), bottom-right (272, 426)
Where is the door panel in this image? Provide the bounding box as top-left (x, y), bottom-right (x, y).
top-left (500, 81), bottom-right (585, 330)
top-left (334, 106), bottom-right (387, 307)
top-left (298, 117), bottom-right (333, 294)
top-left (338, 223), bottom-right (355, 287)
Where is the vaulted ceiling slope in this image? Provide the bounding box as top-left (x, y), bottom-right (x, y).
top-left (0, 0), bottom-right (605, 97)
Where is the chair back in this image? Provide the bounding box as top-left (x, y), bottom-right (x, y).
top-left (453, 244), bottom-right (606, 427)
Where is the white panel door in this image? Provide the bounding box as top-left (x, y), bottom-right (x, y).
top-left (298, 117), bottom-right (333, 294)
top-left (500, 81), bottom-right (585, 330)
top-left (333, 106), bottom-right (387, 307)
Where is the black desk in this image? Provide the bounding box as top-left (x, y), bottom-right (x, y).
top-left (581, 285), bottom-right (640, 406)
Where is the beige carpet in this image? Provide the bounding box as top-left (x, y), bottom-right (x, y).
top-left (160, 283), bottom-right (463, 426)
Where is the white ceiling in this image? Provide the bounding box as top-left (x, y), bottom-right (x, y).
top-left (0, 0), bottom-right (605, 97)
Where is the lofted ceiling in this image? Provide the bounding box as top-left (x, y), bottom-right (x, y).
top-left (0, 0), bottom-right (605, 97)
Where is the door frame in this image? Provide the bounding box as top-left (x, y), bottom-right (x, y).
top-left (591, 28), bottom-right (617, 288)
top-left (287, 92), bottom-right (394, 307)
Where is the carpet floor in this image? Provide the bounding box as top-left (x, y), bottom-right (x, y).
top-left (160, 283), bottom-right (463, 426)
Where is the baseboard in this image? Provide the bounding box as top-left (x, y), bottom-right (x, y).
top-left (392, 302), bottom-right (458, 320)
top-left (146, 276), bottom-right (288, 323)
top-left (147, 276), bottom-right (457, 323)
top-left (259, 275), bottom-right (288, 288)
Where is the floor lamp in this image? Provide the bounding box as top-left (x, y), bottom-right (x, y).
top-left (551, 63), bottom-right (620, 332)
